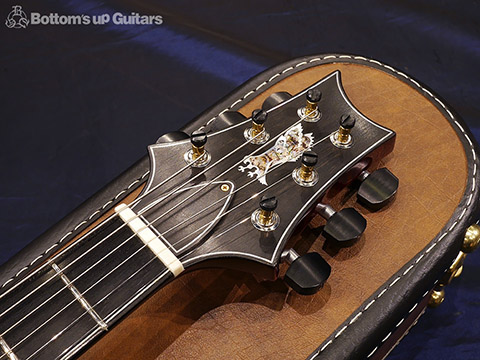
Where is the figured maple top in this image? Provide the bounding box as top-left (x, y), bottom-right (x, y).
top-left (79, 63), bottom-right (467, 360)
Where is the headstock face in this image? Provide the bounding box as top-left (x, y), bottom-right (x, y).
top-left (134, 71), bottom-right (395, 273)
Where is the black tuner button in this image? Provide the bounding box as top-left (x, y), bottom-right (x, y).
top-left (302, 151), bottom-right (318, 167)
top-left (282, 250), bottom-right (331, 295)
top-left (262, 91), bottom-right (292, 111)
top-left (211, 111), bottom-right (247, 132)
top-left (156, 131), bottom-right (189, 144)
top-left (190, 130), bottom-right (207, 148)
top-left (307, 88), bottom-right (322, 103)
top-left (357, 168), bottom-right (399, 211)
top-left (259, 195), bottom-right (277, 212)
top-left (340, 114), bottom-right (355, 129)
top-left (252, 109), bottom-right (268, 125)
top-left (316, 203), bottom-right (366, 244)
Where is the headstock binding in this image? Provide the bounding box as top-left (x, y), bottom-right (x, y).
top-left (135, 71), bottom-right (396, 279)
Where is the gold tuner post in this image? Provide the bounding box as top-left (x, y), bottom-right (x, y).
top-left (184, 130), bottom-right (211, 168)
top-left (331, 114), bottom-right (355, 149)
top-left (298, 89), bottom-right (322, 122)
top-left (292, 151), bottom-right (319, 187)
top-left (251, 195), bottom-right (280, 232)
top-left (244, 109), bottom-right (270, 144)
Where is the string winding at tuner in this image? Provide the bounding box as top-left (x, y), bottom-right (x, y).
top-left (0, 129), bottom-right (334, 360)
top-left (0, 69), bottom-right (399, 360)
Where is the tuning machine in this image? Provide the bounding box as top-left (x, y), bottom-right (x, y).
top-left (281, 249), bottom-right (331, 295)
top-left (244, 109), bottom-right (270, 144)
top-left (298, 88), bottom-right (322, 122)
top-left (251, 195), bottom-right (280, 232)
top-left (292, 151), bottom-right (319, 187)
top-left (184, 130), bottom-right (211, 168)
top-left (356, 168), bottom-right (399, 211)
top-left (315, 203), bottom-right (366, 245)
top-left (331, 114), bottom-right (355, 149)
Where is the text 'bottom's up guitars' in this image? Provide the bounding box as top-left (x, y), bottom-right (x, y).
top-left (0, 54), bottom-right (479, 360)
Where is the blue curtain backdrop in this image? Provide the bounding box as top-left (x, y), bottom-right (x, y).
top-left (1, 1), bottom-right (479, 358)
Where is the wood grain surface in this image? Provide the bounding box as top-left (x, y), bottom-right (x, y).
top-left (79, 63), bottom-right (467, 360)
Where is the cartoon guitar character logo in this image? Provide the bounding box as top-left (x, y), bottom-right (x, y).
top-left (6, 5), bottom-right (29, 29)
top-left (238, 124), bottom-right (314, 185)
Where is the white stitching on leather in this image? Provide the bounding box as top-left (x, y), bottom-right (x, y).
top-left (349, 312), bottom-right (362, 325)
top-left (367, 347), bottom-right (378, 358)
top-left (221, 56), bottom-right (480, 358)
top-left (2, 56), bottom-right (478, 359)
top-left (335, 326), bottom-right (348, 338)
top-left (379, 308), bottom-right (426, 360)
top-left (382, 332), bottom-right (392, 343)
top-left (1, 172), bottom-right (150, 288)
top-left (320, 340), bottom-right (332, 352)
top-left (408, 303), bottom-right (418, 314)
top-left (403, 265), bottom-right (414, 276)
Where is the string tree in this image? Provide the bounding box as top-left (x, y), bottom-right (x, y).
top-left (244, 109), bottom-right (270, 144)
top-left (184, 129), bottom-right (211, 168)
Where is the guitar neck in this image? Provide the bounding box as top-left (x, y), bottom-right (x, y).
top-left (0, 214), bottom-right (173, 360)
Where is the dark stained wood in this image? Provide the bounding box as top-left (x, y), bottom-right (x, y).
top-left (137, 71), bottom-right (394, 276)
top-left (78, 63), bottom-right (466, 360)
top-left (0, 217), bottom-right (171, 360)
top-left (0, 69), bottom-right (396, 359)
top-left (0, 62), bottom-right (467, 360)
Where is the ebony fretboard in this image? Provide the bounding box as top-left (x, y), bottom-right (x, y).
top-left (0, 216), bottom-right (173, 360)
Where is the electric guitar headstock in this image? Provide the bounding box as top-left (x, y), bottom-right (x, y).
top-left (120, 70), bottom-right (399, 295)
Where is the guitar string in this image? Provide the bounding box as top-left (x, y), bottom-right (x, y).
top-left (9, 160), bottom-right (297, 360)
top-left (0, 109), bottom-right (291, 315)
top-left (0, 168), bottom-right (282, 358)
top-left (0, 118), bottom-right (263, 303)
top-left (0, 109), bottom-right (277, 303)
top-left (0, 111), bottom-right (315, 337)
top-left (0, 157), bottom-right (288, 339)
top-left (0, 119), bottom-right (322, 344)
top-left (0, 159), bottom-right (198, 304)
top-left (15, 171), bottom-right (287, 360)
top-left (0, 132), bottom-right (327, 359)
top-left (156, 131), bottom-right (331, 241)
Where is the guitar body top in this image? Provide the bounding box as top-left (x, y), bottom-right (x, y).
top-left (1, 55), bottom-right (479, 360)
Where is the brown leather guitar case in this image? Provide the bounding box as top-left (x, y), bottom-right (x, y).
top-left (1, 54), bottom-right (479, 359)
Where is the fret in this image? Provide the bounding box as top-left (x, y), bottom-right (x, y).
top-left (50, 263), bottom-right (107, 331)
top-left (58, 216), bottom-right (172, 323)
top-left (0, 266), bottom-right (99, 360)
top-left (0, 336), bottom-right (18, 360)
top-left (0, 213), bottom-right (176, 359)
